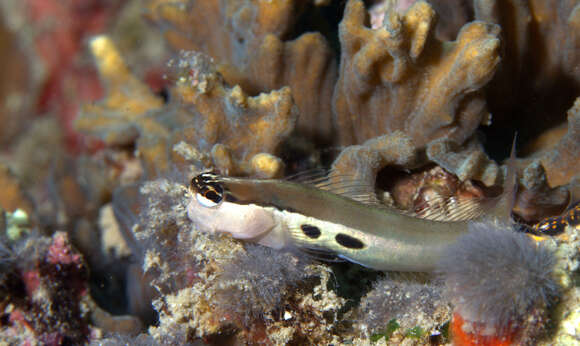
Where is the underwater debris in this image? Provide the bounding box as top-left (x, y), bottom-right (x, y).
top-left (333, 0), bottom-right (500, 147)
top-left (437, 222), bottom-right (561, 344)
top-left (146, 0), bottom-right (337, 140)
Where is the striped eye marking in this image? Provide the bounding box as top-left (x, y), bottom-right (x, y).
top-left (190, 173), bottom-right (224, 207)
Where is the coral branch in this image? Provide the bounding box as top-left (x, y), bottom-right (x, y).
top-left (333, 0), bottom-right (500, 147)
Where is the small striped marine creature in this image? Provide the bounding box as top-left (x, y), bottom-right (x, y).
top-left (529, 200), bottom-right (580, 236)
top-left (186, 166), bottom-right (516, 272)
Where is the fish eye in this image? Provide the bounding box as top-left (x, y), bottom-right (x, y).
top-left (196, 192), bottom-right (222, 208)
top-left (190, 172), bottom-right (224, 208)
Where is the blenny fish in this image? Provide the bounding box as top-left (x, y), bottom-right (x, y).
top-left (186, 168), bottom-right (515, 272)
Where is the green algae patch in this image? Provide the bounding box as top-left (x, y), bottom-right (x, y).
top-left (370, 319), bottom-right (400, 342)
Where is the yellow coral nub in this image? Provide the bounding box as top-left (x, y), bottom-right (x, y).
top-left (250, 153), bottom-right (283, 179)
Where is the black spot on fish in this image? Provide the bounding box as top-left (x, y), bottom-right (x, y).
top-left (301, 224), bottom-right (321, 239)
top-left (335, 234), bottom-right (365, 249)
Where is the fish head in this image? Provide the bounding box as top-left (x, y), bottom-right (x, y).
top-left (187, 172), bottom-right (281, 245)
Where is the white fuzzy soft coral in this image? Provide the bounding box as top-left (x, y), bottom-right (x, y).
top-left (437, 221), bottom-right (560, 331)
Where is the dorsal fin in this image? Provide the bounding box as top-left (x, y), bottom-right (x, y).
top-left (401, 135), bottom-right (519, 223)
top-left (284, 169), bottom-right (329, 186)
top-left (286, 169), bottom-right (381, 205)
top-left (400, 194), bottom-right (491, 222)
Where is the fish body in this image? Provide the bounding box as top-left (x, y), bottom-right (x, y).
top-left (188, 173), bottom-right (489, 272)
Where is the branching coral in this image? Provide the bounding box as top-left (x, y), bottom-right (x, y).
top-left (170, 51), bottom-right (298, 177)
top-left (427, 136), bottom-right (501, 187)
top-left (333, 0), bottom-right (500, 147)
top-left (514, 160), bottom-right (570, 223)
top-left (147, 0), bottom-right (337, 140)
top-left (469, 0), bottom-right (580, 155)
top-left (3, 0), bottom-right (580, 344)
top-left (330, 131), bottom-right (419, 189)
top-left (76, 37), bottom-right (297, 178)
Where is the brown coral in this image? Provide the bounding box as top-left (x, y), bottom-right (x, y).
top-left (472, 0), bottom-right (580, 154)
top-left (333, 0), bottom-right (500, 148)
top-left (171, 51), bottom-right (298, 177)
top-left (76, 37), bottom-right (297, 178)
top-left (427, 136), bottom-right (501, 187)
top-left (147, 0), bottom-right (337, 140)
top-left (533, 98), bottom-right (580, 187)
